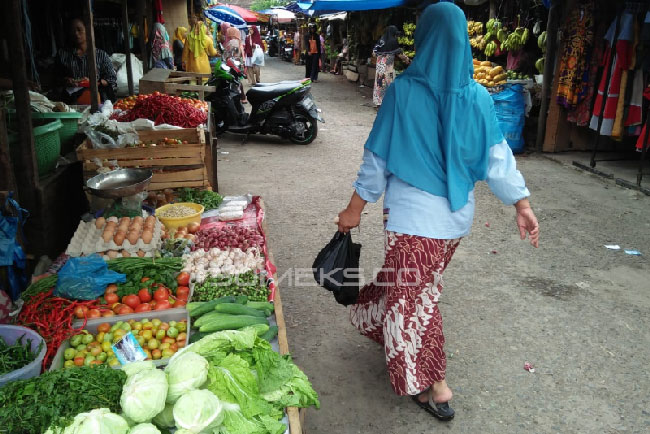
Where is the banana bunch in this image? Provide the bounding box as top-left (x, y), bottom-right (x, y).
top-left (535, 57), bottom-right (545, 73)
top-left (485, 40), bottom-right (497, 57)
top-left (538, 31), bottom-right (547, 53)
top-left (497, 28), bottom-right (507, 43)
top-left (470, 34), bottom-right (488, 50)
top-left (501, 27), bottom-right (529, 52)
top-left (485, 18), bottom-right (502, 36)
top-left (467, 21), bottom-right (484, 36)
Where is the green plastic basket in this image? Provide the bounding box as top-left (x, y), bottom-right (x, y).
top-left (8, 119), bottom-right (62, 177)
top-left (30, 112), bottom-right (82, 154)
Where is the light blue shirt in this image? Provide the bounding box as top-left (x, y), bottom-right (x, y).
top-left (353, 140), bottom-right (530, 239)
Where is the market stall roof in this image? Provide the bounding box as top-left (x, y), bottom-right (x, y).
top-left (318, 11), bottom-right (347, 20)
top-left (284, 2), bottom-right (316, 16)
top-left (257, 8), bottom-right (296, 23)
top-left (309, 0), bottom-right (408, 11)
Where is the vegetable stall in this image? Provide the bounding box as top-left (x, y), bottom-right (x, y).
top-left (0, 191), bottom-right (315, 434)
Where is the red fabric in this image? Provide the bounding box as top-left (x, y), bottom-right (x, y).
top-left (350, 232), bottom-right (461, 396)
top-left (636, 124), bottom-right (649, 150)
top-left (154, 0), bottom-right (164, 24)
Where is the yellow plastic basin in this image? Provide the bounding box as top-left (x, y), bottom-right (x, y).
top-left (155, 202), bottom-right (204, 230)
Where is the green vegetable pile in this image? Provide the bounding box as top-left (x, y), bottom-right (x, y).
top-left (176, 188), bottom-right (223, 210)
top-left (107, 257), bottom-right (183, 297)
top-left (0, 366), bottom-right (126, 434)
top-left (20, 274), bottom-right (58, 301)
top-left (0, 334), bottom-right (42, 376)
top-left (192, 271), bottom-right (271, 302)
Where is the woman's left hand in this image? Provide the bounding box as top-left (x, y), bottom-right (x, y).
top-left (515, 199), bottom-right (539, 248)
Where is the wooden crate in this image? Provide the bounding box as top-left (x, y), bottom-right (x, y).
top-left (139, 69), bottom-right (216, 101)
top-left (77, 127), bottom-right (212, 191)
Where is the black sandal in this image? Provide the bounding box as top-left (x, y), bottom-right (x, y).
top-left (411, 395), bottom-right (455, 421)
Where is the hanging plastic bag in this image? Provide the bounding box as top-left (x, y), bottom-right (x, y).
top-left (252, 44), bottom-right (265, 66)
top-left (312, 232), bottom-right (361, 306)
top-left (0, 193), bottom-right (29, 301)
top-left (55, 254), bottom-right (126, 300)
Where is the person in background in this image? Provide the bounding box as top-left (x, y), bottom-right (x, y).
top-left (55, 17), bottom-right (117, 104)
top-left (330, 33), bottom-right (348, 74)
top-left (244, 25), bottom-right (263, 85)
top-left (293, 28), bottom-right (301, 65)
top-left (372, 25), bottom-right (411, 107)
top-left (320, 31), bottom-right (327, 72)
top-left (172, 27), bottom-right (187, 71)
top-left (182, 16), bottom-right (217, 74)
top-left (337, 3), bottom-right (539, 422)
top-left (223, 25), bottom-right (248, 104)
top-left (150, 22), bottom-right (174, 69)
top-left (305, 25), bottom-right (321, 83)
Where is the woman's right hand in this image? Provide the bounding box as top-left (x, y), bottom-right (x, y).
top-left (337, 208), bottom-right (361, 233)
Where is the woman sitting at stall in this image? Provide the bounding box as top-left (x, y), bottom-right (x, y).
top-left (182, 17), bottom-right (217, 74)
top-left (54, 17), bottom-right (117, 104)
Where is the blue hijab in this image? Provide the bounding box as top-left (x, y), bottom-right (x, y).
top-left (364, 2), bottom-right (504, 212)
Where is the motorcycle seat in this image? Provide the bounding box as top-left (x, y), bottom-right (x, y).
top-left (247, 82), bottom-right (303, 103)
top-left (254, 80), bottom-right (305, 87)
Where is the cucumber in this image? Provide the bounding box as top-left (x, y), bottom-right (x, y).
top-left (194, 310), bottom-right (224, 327)
top-left (189, 296), bottom-right (237, 318)
top-left (246, 323), bottom-right (270, 337)
top-left (186, 302), bottom-right (205, 314)
top-left (246, 301), bottom-right (274, 313)
top-left (234, 295), bottom-right (248, 304)
top-left (215, 303), bottom-right (267, 318)
top-left (199, 314), bottom-right (268, 333)
top-left (260, 325), bottom-right (279, 342)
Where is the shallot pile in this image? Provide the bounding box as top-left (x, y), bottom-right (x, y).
top-left (191, 226), bottom-right (265, 251)
top-left (182, 247), bottom-right (265, 284)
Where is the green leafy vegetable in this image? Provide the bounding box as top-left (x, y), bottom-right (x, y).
top-left (164, 351), bottom-right (209, 404)
top-left (172, 389), bottom-right (224, 432)
top-left (120, 364), bottom-right (168, 423)
top-left (176, 188), bottom-right (223, 210)
top-left (0, 334), bottom-right (42, 376)
top-left (128, 422), bottom-right (161, 434)
top-left (0, 366), bottom-right (126, 434)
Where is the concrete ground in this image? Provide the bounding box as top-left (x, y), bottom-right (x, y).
top-left (217, 57), bottom-right (650, 434)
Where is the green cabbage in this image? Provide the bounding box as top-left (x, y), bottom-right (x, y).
top-left (122, 361), bottom-right (156, 378)
top-left (52, 408), bottom-right (129, 434)
top-left (164, 351), bottom-right (209, 404)
top-left (172, 389), bottom-right (224, 432)
top-left (151, 403), bottom-right (175, 428)
top-left (120, 366), bottom-right (168, 423)
top-left (214, 403), bottom-right (286, 434)
top-left (128, 423), bottom-right (161, 434)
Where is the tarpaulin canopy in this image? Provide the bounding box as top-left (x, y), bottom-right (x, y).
top-left (218, 3), bottom-right (260, 22)
top-left (309, 0), bottom-right (408, 11)
top-left (204, 5), bottom-right (248, 28)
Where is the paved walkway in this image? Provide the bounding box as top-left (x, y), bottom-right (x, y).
top-left (218, 56), bottom-right (650, 434)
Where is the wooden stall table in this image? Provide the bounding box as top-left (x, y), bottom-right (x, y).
top-left (139, 68), bottom-right (216, 101)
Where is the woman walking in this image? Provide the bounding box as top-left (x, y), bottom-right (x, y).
top-left (372, 25), bottom-right (410, 107)
top-left (182, 18), bottom-right (217, 74)
top-left (338, 3), bottom-right (539, 421)
top-left (222, 25), bottom-right (248, 104)
top-left (244, 25), bottom-right (263, 85)
top-left (305, 25), bottom-right (321, 82)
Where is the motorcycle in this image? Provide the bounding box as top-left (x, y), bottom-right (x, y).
top-left (280, 39), bottom-right (294, 62)
top-left (206, 59), bottom-right (323, 145)
top-left (266, 34), bottom-right (279, 57)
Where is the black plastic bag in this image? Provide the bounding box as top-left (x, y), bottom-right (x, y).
top-left (312, 231), bottom-right (361, 306)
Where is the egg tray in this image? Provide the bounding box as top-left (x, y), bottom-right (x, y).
top-left (65, 218), bottom-right (163, 257)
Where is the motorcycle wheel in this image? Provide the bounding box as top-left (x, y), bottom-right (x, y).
top-left (289, 108), bottom-right (317, 145)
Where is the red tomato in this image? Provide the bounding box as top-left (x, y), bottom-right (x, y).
top-left (88, 309), bottom-right (101, 319)
top-left (122, 295), bottom-right (141, 309)
top-left (174, 299), bottom-right (187, 308)
top-left (105, 284), bottom-right (118, 294)
top-left (138, 288), bottom-right (152, 303)
top-left (117, 305), bottom-right (134, 315)
top-left (102, 310), bottom-right (115, 317)
top-left (97, 322), bottom-right (111, 333)
top-left (154, 300), bottom-right (171, 310)
top-left (74, 305), bottom-right (89, 319)
top-left (154, 287), bottom-right (170, 302)
top-left (104, 292), bottom-right (119, 305)
top-left (176, 286), bottom-right (190, 299)
top-left (176, 272), bottom-right (190, 287)
top-left (135, 303), bottom-right (151, 313)
top-left (112, 303), bottom-right (125, 314)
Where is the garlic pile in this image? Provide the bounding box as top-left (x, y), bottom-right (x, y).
top-left (182, 247), bottom-right (265, 283)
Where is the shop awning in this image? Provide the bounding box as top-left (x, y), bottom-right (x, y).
top-left (258, 8), bottom-right (297, 23)
top-left (319, 12), bottom-right (347, 20)
top-left (217, 3), bottom-right (260, 22)
top-left (309, 0), bottom-right (408, 11)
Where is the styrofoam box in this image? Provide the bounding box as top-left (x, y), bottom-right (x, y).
top-left (49, 309), bottom-right (190, 371)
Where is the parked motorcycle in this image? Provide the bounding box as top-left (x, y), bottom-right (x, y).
top-left (206, 59), bottom-right (323, 145)
top-left (266, 35), bottom-right (279, 57)
top-left (280, 39), bottom-right (294, 62)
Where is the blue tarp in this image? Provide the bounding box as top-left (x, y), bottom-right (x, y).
top-left (309, 0), bottom-right (408, 11)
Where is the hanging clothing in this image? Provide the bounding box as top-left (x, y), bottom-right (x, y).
top-left (150, 22), bottom-right (173, 69)
top-left (556, 1), bottom-right (595, 110)
top-left (350, 233), bottom-right (461, 396)
top-left (625, 69), bottom-right (644, 127)
top-left (373, 53), bottom-right (396, 106)
top-left (182, 22), bottom-right (217, 74)
top-left (589, 13), bottom-right (635, 136)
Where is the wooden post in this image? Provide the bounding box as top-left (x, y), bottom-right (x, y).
top-left (4, 0), bottom-right (39, 208)
top-left (489, 0), bottom-right (496, 19)
top-left (122, 0), bottom-right (135, 95)
top-left (138, 0), bottom-right (149, 74)
top-left (84, 0), bottom-right (100, 112)
top-left (535, 0), bottom-right (561, 152)
top-left (0, 109), bottom-right (17, 193)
